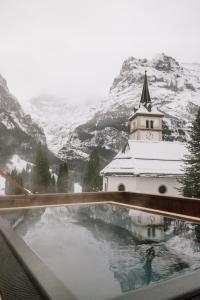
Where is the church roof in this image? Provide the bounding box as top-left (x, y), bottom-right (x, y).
top-left (101, 140), bottom-right (187, 177)
top-left (129, 104), bottom-right (164, 121)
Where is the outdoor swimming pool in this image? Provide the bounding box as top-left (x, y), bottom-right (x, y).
top-left (2, 204), bottom-right (200, 300)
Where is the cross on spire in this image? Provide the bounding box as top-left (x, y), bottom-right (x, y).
top-left (140, 71), bottom-right (151, 112)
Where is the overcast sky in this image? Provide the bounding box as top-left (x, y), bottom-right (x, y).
top-left (0, 0), bottom-right (199, 104)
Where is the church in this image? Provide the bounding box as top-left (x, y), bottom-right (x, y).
top-left (101, 72), bottom-right (187, 196)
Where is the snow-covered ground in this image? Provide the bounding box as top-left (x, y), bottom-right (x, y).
top-left (6, 154), bottom-right (33, 173)
top-left (0, 175), bottom-right (5, 195)
top-left (74, 182), bottom-right (82, 192)
top-left (0, 155), bottom-right (33, 195)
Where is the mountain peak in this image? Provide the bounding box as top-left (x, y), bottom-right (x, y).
top-left (0, 73), bottom-right (9, 92)
top-left (20, 54), bottom-right (200, 175)
top-left (110, 53), bottom-right (186, 92)
top-left (152, 53), bottom-right (182, 72)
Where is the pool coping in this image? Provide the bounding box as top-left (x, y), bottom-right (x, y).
top-left (0, 217), bottom-right (77, 300)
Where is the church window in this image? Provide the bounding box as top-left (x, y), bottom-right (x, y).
top-left (118, 184), bottom-right (125, 191)
top-left (158, 185), bottom-right (167, 194)
top-left (147, 227), bottom-right (155, 237)
top-left (150, 120), bottom-right (154, 128)
top-left (146, 120), bottom-right (149, 128)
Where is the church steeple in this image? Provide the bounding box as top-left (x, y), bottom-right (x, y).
top-left (128, 70), bottom-right (164, 141)
top-left (140, 71), bottom-right (151, 112)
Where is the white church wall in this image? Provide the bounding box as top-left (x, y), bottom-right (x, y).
top-left (139, 130), bottom-right (161, 141)
top-left (130, 114), bottom-right (162, 141)
top-left (139, 116), bottom-right (160, 129)
top-left (103, 176), bottom-right (136, 192)
top-left (104, 175), bottom-right (182, 196)
top-left (135, 176), bottom-right (181, 196)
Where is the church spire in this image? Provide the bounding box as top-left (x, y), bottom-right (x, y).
top-left (140, 71), bottom-right (151, 112)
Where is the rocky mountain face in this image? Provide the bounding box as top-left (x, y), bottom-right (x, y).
top-left (0, 74), bottom-right (47, 169)
top-left (25, 54), bottom-right (200, 174)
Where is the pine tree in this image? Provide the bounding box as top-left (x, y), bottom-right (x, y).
top-left (49, 175), bottom-right (56, 193)
top-left (181, 108), bottom-right (200, 197)
top-left (32, 143), bottom-right (51, 193)
top-left (57, 162), bottom-right (68, 192)
top-left (5, 168), bottom-right (24, 195)
top-left (83, 148), bottom-right (102, 192)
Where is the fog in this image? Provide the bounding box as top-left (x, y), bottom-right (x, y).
top-left (0, 0), bottom-right (199, 104)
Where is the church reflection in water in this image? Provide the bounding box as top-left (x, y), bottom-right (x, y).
top-left (110, 209), bottom-right (165, 293)
top-left (128, 208), bottom-right (165, 242)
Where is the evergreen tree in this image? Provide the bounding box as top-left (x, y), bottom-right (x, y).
top-left (21, 168), bottom-right (31, 192)
top-left (83, 148), bottom-right (102, 192)
top-left (5, 168), bottom-right (24, 195)
top-left (57, 162), bottom-right (68, 192)
top-left (49, 175), bottom-right (56, 193)
top-left (32, 143), bottom-right (51, 193)
top-left (181, 108), bottom-right (200, 197)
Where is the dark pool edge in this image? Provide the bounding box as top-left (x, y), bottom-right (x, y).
top-left (0, 217), bottom-right (77, 300)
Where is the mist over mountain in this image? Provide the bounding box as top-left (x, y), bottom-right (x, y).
top-left (23, 54), bottom-right (200, 173)
top-left (1, 53), bottom-right (200, 178)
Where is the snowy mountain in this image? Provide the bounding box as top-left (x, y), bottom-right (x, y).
top-left (0, 73), bottom-right (46, 169)
top-left (24, 95), bottom-right (99, 156)
top-left (25, 54), bottom-right (200, 170)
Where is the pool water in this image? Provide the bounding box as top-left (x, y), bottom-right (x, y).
top-left (2, 204), bottom-right (200, 300)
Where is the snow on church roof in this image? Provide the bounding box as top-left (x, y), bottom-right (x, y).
top-left (129, 104), bottom-right (164, 121)
top-left (101, 140), bottom-right (188, 177)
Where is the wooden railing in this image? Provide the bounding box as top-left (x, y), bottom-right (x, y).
top-left (0, 191), bottom-right (200, 221)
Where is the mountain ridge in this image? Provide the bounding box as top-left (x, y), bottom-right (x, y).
top-left (22, 53), bottom-right (200, 174)
top-left (0, 73), bottom-right (52, 170)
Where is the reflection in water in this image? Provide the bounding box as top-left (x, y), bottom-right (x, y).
top-left (2, 205), bottom-right (200, 300)
top-left (144, 246), bottom-right (155, 284)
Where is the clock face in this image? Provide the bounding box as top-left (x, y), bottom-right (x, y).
top-left (145, 131), bottom-right (154, 140)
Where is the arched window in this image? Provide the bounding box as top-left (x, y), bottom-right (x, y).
top-left (146, 120), bottom-right (149, 128)
top-left (158, 185), bottom-right (167, 194)
top-left (118, 184), bottom-right (125, 191)
top-left (150, 120), bottom-right (154, 129)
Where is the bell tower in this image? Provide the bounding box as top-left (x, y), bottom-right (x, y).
top-left (129, 71), bottom-right (164, 141)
